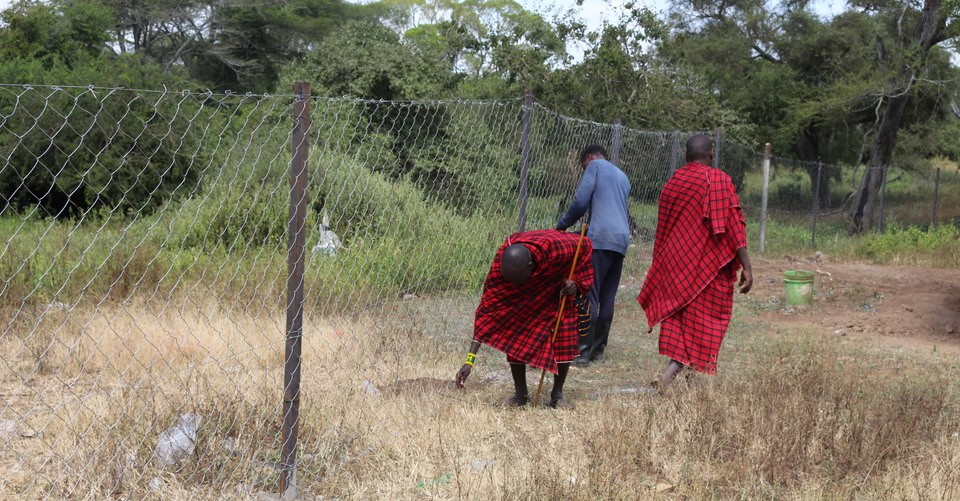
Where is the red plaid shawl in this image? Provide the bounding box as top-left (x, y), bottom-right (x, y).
top-left (474, 230), bottom-right (594, 374)
top-left (638, 161), bottom-right (747, 329)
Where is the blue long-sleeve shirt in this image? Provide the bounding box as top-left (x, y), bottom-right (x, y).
top-left (556, 158), bottom-right (631, 255)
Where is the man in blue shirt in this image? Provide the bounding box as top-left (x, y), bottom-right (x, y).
top-left (556, 145), bottom-right (631, 365)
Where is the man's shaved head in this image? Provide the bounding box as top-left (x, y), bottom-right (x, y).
top-left (686, 134), bottom-right (714, 165)
top-left (501, 244), bottom-right (533, 285)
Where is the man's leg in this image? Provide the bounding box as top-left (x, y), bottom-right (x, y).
top-left (505, 362), bottom-right (529, 406)
top-left (590, 321), bottom-right (612, 362)
top-left (550, 362), bottom-right (572, 408)
top-left (655, 359), bottom-right (684, 387)
top-left (589, 251), bottom-right (624, 361)
top-left (575, 251), bottom-right (609, 365)
top-left (574, 333), bottom-right (592, 365)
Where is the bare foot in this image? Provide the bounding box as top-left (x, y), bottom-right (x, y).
top-left (650, 376), bottom-right (675, 394)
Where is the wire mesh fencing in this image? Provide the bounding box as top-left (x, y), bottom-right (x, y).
top-left (736, 151), bottom-right (959, 253)
top-left (2, 83), bottom-right (959, 498)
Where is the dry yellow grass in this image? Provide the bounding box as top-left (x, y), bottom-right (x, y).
top-left (1, 292), bottom-right (959, 499)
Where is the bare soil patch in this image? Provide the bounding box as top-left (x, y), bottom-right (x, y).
top-left (746, 255), bottom-right (960, 356)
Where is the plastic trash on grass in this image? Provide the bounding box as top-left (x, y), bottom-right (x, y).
top-left (154, 413), bottom-right (201, 466)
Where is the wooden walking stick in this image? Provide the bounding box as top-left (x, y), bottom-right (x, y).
top-left (533, 224), bottom-right (588, 406)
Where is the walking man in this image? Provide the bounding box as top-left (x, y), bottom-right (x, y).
top-left (638, 134), bottom-right (753, 387)
top-left (556, 145), bottom-right (631, 364)
top-left (455, 229), bottom-right (594, 408)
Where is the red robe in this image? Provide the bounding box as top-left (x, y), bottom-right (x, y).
top-left (474, 230), bottom-right (594, 374)
top-left (637, 162), bottom-right (747, 374)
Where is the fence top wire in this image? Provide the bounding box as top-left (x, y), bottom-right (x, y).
top-left (532, 101), bottom-right (722, 139)
top-left (532, 101), bottom-right (706, 137)
top-left (0, 82), bottom-right (845, 175)
top-left (0, 83), bottom-right (280, 98)
top-left (309, 95), bottom-right (523, 105)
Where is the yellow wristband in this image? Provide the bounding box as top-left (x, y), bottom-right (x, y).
top-left (464, 352), bottom-right (477, 366)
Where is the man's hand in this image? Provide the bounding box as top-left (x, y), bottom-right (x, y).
top-left (455, 364), bottom-right (473, 389)
top-left (560, 279), bottom-right (577, 296)
top-left (739, 267), bottom-right (753, 294)
top-left (735, 246), bottom-right (753, 294)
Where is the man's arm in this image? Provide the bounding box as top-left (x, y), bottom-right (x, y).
top-left (736, 246), bottom-right (753, 293)
top-left (455, 339), bottom-right (482, 388)
top-left (556, 163), bottom-right (598, 230)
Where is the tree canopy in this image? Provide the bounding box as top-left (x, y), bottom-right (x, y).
top-left (2, 0), bottom-right (959, 230)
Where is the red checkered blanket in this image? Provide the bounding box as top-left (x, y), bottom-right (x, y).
top-left (474, 230), bottom-right (594, 374)
top-left (638, 162), bottom-right (747, 328)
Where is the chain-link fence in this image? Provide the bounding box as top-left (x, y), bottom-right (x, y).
top-left (2, 83), bottom-right (958, 498)
top-left (736, 151), bottom-right (959, 253)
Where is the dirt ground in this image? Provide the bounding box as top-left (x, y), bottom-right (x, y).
top-left (744, 254), bottom-right (960, 357)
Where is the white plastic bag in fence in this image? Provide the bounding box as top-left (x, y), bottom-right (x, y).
top-left (313, 228), bottom-right (342, 256)
top-left (312, 211), bottom-right (342, 257)
top-left (153, 413), bottom-right (201, 466)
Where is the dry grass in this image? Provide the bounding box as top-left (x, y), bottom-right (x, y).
top-left (1, 293), bottom-right (959, 499)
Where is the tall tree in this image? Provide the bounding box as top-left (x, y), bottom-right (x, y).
top-left (368, 0), bottom-right (569, 98)
top-left (662, 0), bottom-right (960, 219)
top-left (101, 0), bottom-right (360, 92)
top-left (0, 0), bottom-right (205, 218)
top-left (847, 0), bottom-right (960, 233)
top-left (541, 5), bottom-right (749, 133)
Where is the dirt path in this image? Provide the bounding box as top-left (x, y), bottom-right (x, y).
top-left (746, 255), bottom-right (960, 356)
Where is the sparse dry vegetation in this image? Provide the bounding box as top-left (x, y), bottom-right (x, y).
top-left (2, 290), bottom-right (959, 499)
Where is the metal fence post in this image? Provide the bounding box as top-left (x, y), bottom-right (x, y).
top-left (759, 143), bottom-right (771, 254)
top-left (281, 82), bottom-right (310, 498)
top-left (669, 130), bottom-right (681, 173)
top-left (713, 128), bottom-right (724, 169)
top-left (611, 117), bottom-right (622, 165)
top-left (812, 160), bottom-right (822, 248)
top-left (877, 166), bottom-right (888, 232)
top-left (517, 90), bottom-right (533, 232)
top-left (932, 167), bottom-right (941, 227)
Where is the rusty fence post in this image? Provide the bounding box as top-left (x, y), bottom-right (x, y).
top-left (611, 117), bottom-right (622, 166)
top-left (281, 81), bottom-right (310, 498)
top-left (812, 160), bottom-right (822, 248)
top-left (517, 90), bottom-right (533, 232)
top-left (759, 143), bottom-right (771, 253)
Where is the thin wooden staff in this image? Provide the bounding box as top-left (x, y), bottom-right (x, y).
top-left (533, 224), bottom-right (588, 406)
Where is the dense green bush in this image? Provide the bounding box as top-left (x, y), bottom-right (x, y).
top-left (0, 1), bottom-right (214, 219)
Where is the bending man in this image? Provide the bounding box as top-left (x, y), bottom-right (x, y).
top-left (455, 229), bottom-right (594, 408)
top-left (637, 134), bottom-right (753, 387)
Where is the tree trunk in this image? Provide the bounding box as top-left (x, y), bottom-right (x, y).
top-left (847, 0), bottom-right (946, 233)
top-left (847, 92), bottom-right (909, 233)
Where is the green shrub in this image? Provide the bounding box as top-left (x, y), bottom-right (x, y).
top-left (0, 0), bottom-right (209, 219)
top-left (856, 223), bottom-right (959, 259)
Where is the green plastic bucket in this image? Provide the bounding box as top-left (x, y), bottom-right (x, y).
top-left (784, 270), bottom-right (815, 306)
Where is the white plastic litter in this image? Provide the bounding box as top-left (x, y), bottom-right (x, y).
top-left (360, 380), bottom-right (380, 395)
top-left (154, 413), bottom-right (201, 466)
top-left (0, 420), bottom-right (17, 441)
top-left (312, 211), bottom-right (342, 256)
